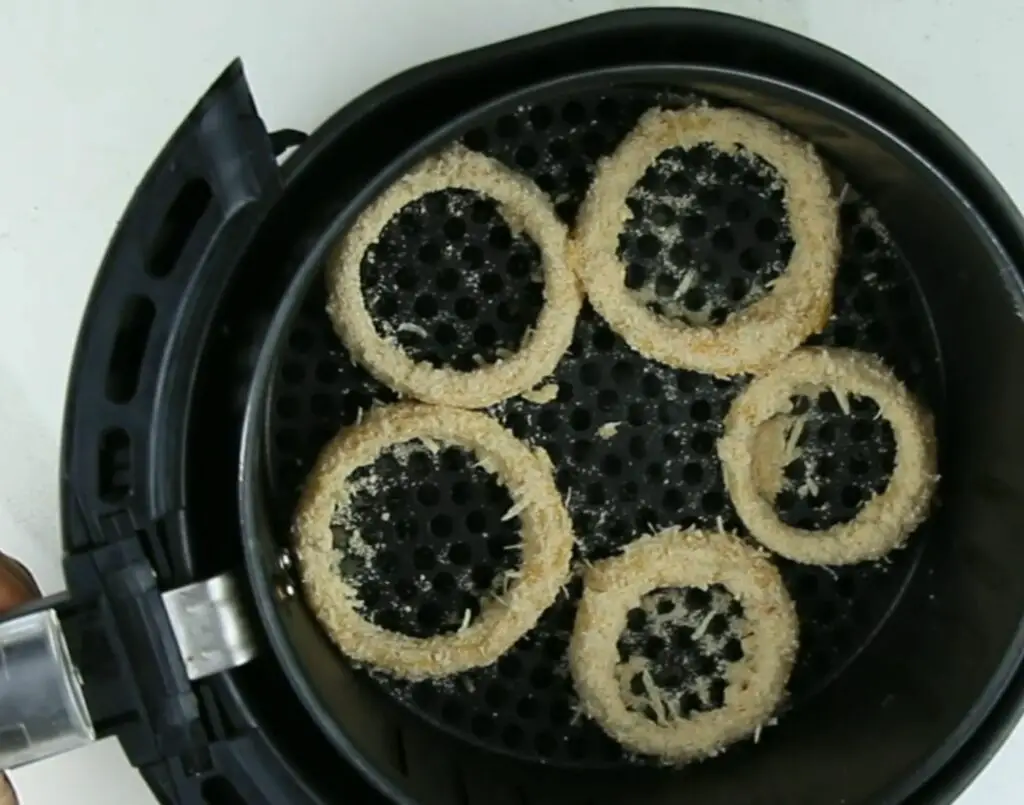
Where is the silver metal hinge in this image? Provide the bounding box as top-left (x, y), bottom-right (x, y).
top-left (162, 572), bottom-right (257, 680)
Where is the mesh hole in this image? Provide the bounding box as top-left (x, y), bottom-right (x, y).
top-left (625, 263), bottom-right (647, 290)
top-left (643, 636), bottom-right (665, 659)
top-left (481, 272), bottom-right (503, 294)
top-left (627, 608), bottom-right (647, 631)
top-left (636, 234), bottom-right (661, 257)
top-left (466, 509), bottom-right (488, 534)
top-left (629, 436), bottom-right (647, 459)
top-left (430, 514), bottom-right (453, 538)
top-left (641, 374), bottom-right (661, 398)
top-left (502, 725), bottom-right (525, 749)
top-left (611, 360), bottom-right (635, 385)
top-left (498, 655), bottom-right (522, 679)
top-left (834, 324), bottom-right (857, 347)
top-left (544, 636), bottom-right (568, 660)
top-left (712, 228), bottom-right (735, 252)
top-left (515, 145), bottom-right (539, 169)
top-left (440, 698), bottom-right (466, 726)
top-left (517, 696), bottom-right (540, 719)
top-left (471, 565), bottom-right (495, 589)
top-left (535, 731), bottom-right (558, 757)
top-left (684, 287), bottom-right (706, 311)
top-left (530, 105), bottom-right (553, 130)
top-left (562, 101), bottom-right (586, 124)
top-left (655, 273), bottom-right (679, 297)
top-left (573, 440), bottom-right (594, 462)
top-left (475, 324), bottom-right (498, 347)
top-left (448, 543), bottom-right (472, 565)
top-left (276, 396), bottom-right (300, 418)
top-left (549, 138), bottom-right (571, 160)
top-left (496, 115), bottom-right (519, 138)
top-left (288, 330), bottom-right (314, 353)
top-left (486, 683), bottom-right (510, 708)
top-left (417, 602), bottom-right (442, 629)
top-left (593, 328), bottom-right (616, 351)
top-left (464, 128), bottom-right (488, 150)
top-left (417, 484), bottom-right (441, 506)
top-left (539, 410), bottom-right (560, 433)
top-left (663, 488), bottom-right (686, 510)
top-left (855, 228), bottom-right (879, 253)
top-left (472, 714), bottom-right (496, 738)
top-left (727, 198), bottom-right (750, 221)
top-left (413, 547), bottom-right (436, 571)
top-left (455, 297), bottom-right (478, 320)
top-left (690, 400), bottom-right (712, 421)
top-left (580, 362), bottom-right (602, 386)
top-left (451, 481), bottom-right (474, 505)
top-left (412, 684), bottom-right (436, 708)
top-left (530, 666), bottom-right (554, 690)
top-left (375, 551), bottom-right (399, 575)
top-left (281, 362), bottom-right (305, 384)
top-left (682, 463), bottom-right (703, 485)
top-left (582, 130), bottom-right (606, 158)
top-left (755, 218), bottom-right (779, 241)
top-left (444, 213), bottom-right (468, 238)
top-left (683, 214), bottom-right (707, 237)
top-left (597, 388), bottom-right (620, 411)
top-left (432, 572), bottom-right (455, 595)
top-left (602, 454), bottom-right (624, 476)
top-left (310, 394), bottom-right (333, 417)
top-left (852, 420), bottom-right (873, 441)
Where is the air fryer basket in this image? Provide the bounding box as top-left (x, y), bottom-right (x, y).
top-left (263, 79), bottom-right (936, 768)
top-left (240, 65), bottom-right (1024, 805)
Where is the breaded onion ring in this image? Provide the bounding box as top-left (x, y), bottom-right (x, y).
top-left (326, 146), bottom-right (581, 409)
top-left (571, 106), bottom-right (838, 377)
top-left (293, 403), bottom-right (574, 679)
top-left (718, 347), bottom-right (938, 565)
top-left (569, 528), bottom-right (798, 763)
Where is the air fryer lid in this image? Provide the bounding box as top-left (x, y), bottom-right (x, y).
top-left (240, 63), bottom-right (1024, 805)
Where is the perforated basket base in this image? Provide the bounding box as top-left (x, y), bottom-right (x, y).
top-left (266, 84), bottom-right (940, 769)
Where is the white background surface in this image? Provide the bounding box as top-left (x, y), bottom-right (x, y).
top-left (0, 0), bottom-right (1020, 802)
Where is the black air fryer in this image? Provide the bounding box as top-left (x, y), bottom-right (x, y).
top-left (1, 10), bottom-right (1023, 805)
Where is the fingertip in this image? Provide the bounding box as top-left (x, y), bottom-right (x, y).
top-left (0, 773), bottom-right (17, 805)
top-left (0, 555), bottom-right (39, 609)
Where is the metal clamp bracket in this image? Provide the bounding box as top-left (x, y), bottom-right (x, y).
top-left (163, 573), bottom-right (257, 681)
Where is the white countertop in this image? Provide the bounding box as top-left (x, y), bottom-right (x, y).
top-left (0, 0), bottom-right (1020, 802)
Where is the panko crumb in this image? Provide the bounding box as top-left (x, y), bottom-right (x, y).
top-left (520, 383), bottom-right (560, 404)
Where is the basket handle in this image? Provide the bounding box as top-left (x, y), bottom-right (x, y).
top-left (0, 569), bottom-right (256, 771)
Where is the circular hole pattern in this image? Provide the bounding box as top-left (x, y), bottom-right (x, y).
top-left (619, 144), bottom-right (794, 325)
top-left (357, 188), bottom-right (545, 371)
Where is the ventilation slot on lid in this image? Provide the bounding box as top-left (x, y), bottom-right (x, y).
top-left (98, 428), bottom-right (132, 503)
top-left (148, 178), bottom-right (213, 278)
top-left (105, 295), bottom-right (155, 403)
